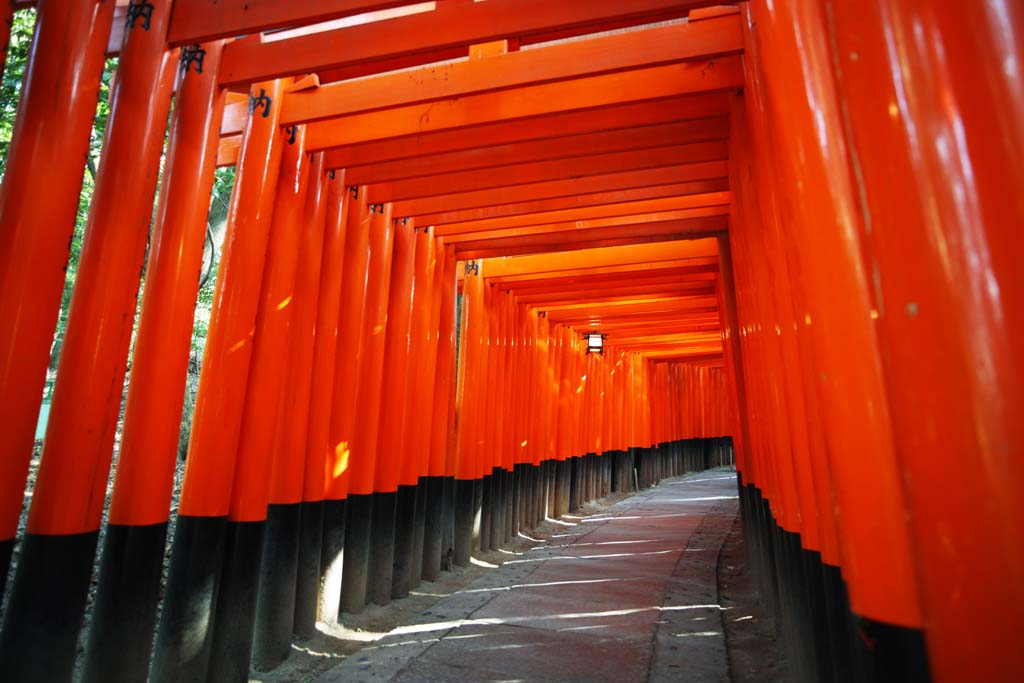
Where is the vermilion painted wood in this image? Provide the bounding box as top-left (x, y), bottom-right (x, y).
top-left (0, 0), bottom-right (114, 541)
top-left (831, 0), bottom-right (1024, 675)
top-left (453, 216), bottom-right (728, 259)
top-left (505, 269), bottom-right (717, 294)
top-left (436, 192), bottom-right (730, 236)
top-left (417, 179), bottom-right (730, 227)
top-left (347, 121), bottom-right (731, 186)
top-left (231, 125), bottom-right (311, 522)
top-left (277, 16), bottom-right (741, 126)
top-left (217, 0), bottom-right (728, 86)
top-left (272, 155), bottom-right (330, 507)
top-left (179, 79), bottom-right (289, 518)
top-left (429, 245), bottom-right (457, 479)
top-left (444, 205), bottom-right (729, 244)
top-left (219, 99), bottom-right (731, 169)
top-left (302, 170), bottom-right (350, 503)
top-left (347, 204), bottom-right (396, 496)
top-left (322, 96), bottom-right (730, 169)
top-left (375, 218), bottom-right (417, 494)
top-left (110, 41), bottom-right (229, 527)
top-left (398, 163), bottom-right (728, 218)
top-left (305, 59), bottom-right (743, 152)
top-left (324, 187), bottom-right (370, 501)
top-left (29, 2), bottom-right (177, 534)
top-left (167, 0), bottom-right (412, 45)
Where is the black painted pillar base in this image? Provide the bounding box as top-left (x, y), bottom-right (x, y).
top-left (82, 522), bottom-right (167, 683)
top-left (207, 519), bottom-right (266, 683)
top-left (502, 467), bottom-right (514, 544)
top-left (252, 503), bottom-right (301, 671)
top-left (339, 494), bottom-right (372, 614)
top-left (368, 491), bottom-right (398, 606)
top-left (591, 453), bottom-right (600, 501)
top-left (391, 484), bottom-right (418, 599)
top-left (480, 473), bottom-right (493, 552)
top-left (603, 454), bottom-right (612, 496)
top-left (150, 515), bottom-right (228, 683)
top-left (569, 456), bottom-right (581, 511)
top-left (546, 460), bottom-right (556, 518)
top-left (822, 563), bottom-right (859, 683)
top-left (410, 477), bottom-right (427, 588)
top-left (527, 463), bottom-right (539, 528)
top-left (488, 468), bottom-right (503, 551)
top-left (854, 616), bottom-right (930, 683)
top-left (0, 531), bottom-right (99, 682)
top-left (512, 463), bottom-right (524, 534)
top-left (453, 478), bottom-right (475, 567)
top-left (610, 452), bottom-right (622, 493)
top-left (740, 477), bottom-right (931, 683)
top-left (422, 476), bottom-right (444, 581)
top-left (553, 459), bottom-right (568, 517)
top-left (0, 537), bottom-right (11, 609)
top-left (532, 463), bottom-right (543, 526)
top-left (625, 449), bottom-right (635, 491)
top-left (294, 500), bottom-right (324, 638)
top-left (441, 476), bottom-right (455, 569)
top-left (471, 478), bottom-right (483, 554)
top-left (319, 499), bottom-right (346, 624)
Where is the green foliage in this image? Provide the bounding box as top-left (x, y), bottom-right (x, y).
top-left (0, 10), bottom-right (34, 179)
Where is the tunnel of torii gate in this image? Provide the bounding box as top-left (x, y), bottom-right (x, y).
top-left (0, 1), bottom-right (1020, 682)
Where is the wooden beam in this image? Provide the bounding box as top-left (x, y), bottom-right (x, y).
top-left (370, 141), bottom-right (728, 203)
top-left (320, 95), bottom-right (730, 168)
top-left (304, 58), bottom-right (743, 151)
top-left (217, 0), bottom-right (728, 86)
top-left (488, 258), bottom-right (719, 285)
top-left (277, 16), bottom-right (741, 123)
top-left (444, 206), bottom-right (729, 244)
top-left (436, 192), bottom-right (730, 236)
top-left (454, 219), bottom-right (726, 259)
top-left (346, 118), bottom-right (730, 185)
top-left (167, 1), bottom-right (416, 45)
top-left (515, 282), bottom-right (718, 305)
top-left (398, 162), bottom-right (729, 217)
top-left (509, 272), bottom-right (718, 297)
top-left (417, 179), bottom-right (730, 226)
top-left (458, 232), bottom-right (721, 259)
top-left (470, 239), bottom-right (716, 278)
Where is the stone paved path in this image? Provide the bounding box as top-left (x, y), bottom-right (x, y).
top-left (319, 469), bottom-right (740, 683)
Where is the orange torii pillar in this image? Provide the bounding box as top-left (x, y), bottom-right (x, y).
top-left (453, 260), bottom-right (485, 566)
top-left (367, 215), bottom-right (415, 606)
top-left (567, 334), bottom-right (584, 512)
top-left (323, 184), bottom-right (370, 619)
top-left (251, 149), bottom-right (328, 670)
top-left (0, 0), bottom-right (113, 605)
top-left (485, 290), bottom-right (512, 551)
top-left (339, 202), bottom-right (395, 613)
top-left (80, 39), bottom-right (228, 683)
top-left (0, 3), bottom-right (172, 679)
top-left (512, 303), bottom-right (532, 530)
top-left (552, 325), bottom-right (572, 516)
top-left (735, 2), bottom-right (934, 681)
top-left (478, 286), bottom-right (497, 552)
top-left (150, 77), bottom-right (287, 683)
top-left (513, 304), bottom-right (535, 528)
top-left (423, 243), bottom-right (457, 580)
top-left (208, 119), bottom-right (311, 682)
top-left (294, 170), bottom-right (350, 635)
top-left (393, 227), bottom-right (439, 597)
top-left (830, 3), bottom-right (1023, 680)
